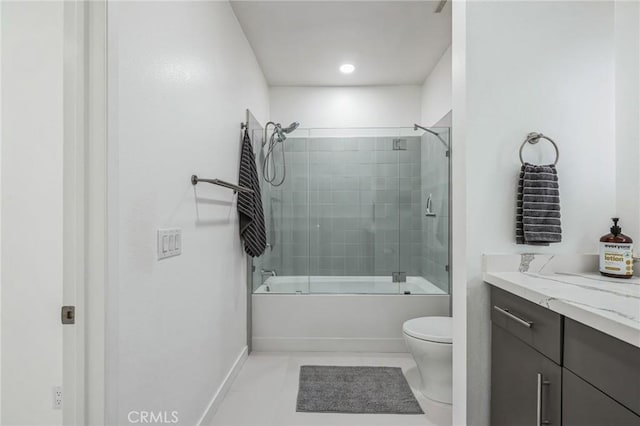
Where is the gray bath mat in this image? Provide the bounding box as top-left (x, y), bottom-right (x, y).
top-left (296, 366), bottom-right (424, 414)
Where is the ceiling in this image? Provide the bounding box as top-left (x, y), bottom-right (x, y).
top-left (230, 1), bottom-right (452, 87)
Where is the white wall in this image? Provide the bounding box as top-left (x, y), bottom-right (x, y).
top-left (421, 45), bottom-right (452, 127)
top-left (0, 3), bottom-right (3, 421)
top-left (269, 85), bottom-right (421, 129)
top-left (107, 2), bottom-right (269, 424)
top-left (1, 2), bottom-right (65, 424)
top-left (615, 1), bottom-right (640, 242)
top-left (460, 2), bottom-right (616, 425)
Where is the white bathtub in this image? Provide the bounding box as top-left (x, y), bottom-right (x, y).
top-left (254, 275), bottom-right (446, 295)
top-left (252, 275), bottom-right (450, 352)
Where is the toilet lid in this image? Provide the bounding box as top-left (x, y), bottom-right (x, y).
top-left (403, 316), bottom-right (452, 344)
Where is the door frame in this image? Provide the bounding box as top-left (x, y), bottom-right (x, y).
top-left (62, 1), bottom-right (108, 424)
top-left (62, 1), bottom-right (86, 424)
top-left (85, 1), bottom-right (109, 425)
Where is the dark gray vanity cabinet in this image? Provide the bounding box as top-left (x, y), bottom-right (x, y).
top-left (491, 287), bottom-right (562, 426)
top-left (490, 286), bottom-right (640, 426)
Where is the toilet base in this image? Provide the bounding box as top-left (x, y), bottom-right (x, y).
top-left (420, 389), bottom-right (452, 405)
top-left (404, 332), bottom-right (453, 405)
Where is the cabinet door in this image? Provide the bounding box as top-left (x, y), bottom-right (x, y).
top-left (563, 368), bottom-right (640, 426)
top-left (564, 318), bottom-right (640, 416)
top-left (491, 324), bottom-right (562, 426)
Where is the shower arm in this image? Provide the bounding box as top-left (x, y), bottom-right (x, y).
top-left (414, 124), bottom-right (450, 151)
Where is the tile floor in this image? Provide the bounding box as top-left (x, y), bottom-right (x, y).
top-left (209, 352), bottom-right (452, 426)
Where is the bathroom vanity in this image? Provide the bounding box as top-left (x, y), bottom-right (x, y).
top-left (483, 255), bottom-right (640, 426)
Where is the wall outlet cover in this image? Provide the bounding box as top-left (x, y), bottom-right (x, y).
top-left (53, 386), bottom-right (63, 409)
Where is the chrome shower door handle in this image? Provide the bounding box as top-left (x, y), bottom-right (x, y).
top-left (536, 373), bottom-right (551, 425)
top-left (425, 193), bottom-right (436, 217)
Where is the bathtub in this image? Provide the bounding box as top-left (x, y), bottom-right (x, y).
top-left (251, 275), bottom-right (450, 352)
top-left (254, 275), bottom-right (446, 295)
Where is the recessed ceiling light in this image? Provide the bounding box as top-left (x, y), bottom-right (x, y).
top-left (339, 63), bottom-right (355, 74)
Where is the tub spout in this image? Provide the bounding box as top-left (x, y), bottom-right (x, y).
top-left (261, 269), bottom-right (277, 278)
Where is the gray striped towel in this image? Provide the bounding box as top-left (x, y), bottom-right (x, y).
top-left (238, 129), bottom-right (267, 257)
top-left (516, 163), bottom-right (561, 245)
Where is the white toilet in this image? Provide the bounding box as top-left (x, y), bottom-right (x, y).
top-left (403, 316), bottom-right (453, 404)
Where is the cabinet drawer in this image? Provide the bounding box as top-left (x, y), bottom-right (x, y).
top-left (563, 368), bottom-right (640, 426)
top-left (564, 318), bottom-right (640, 416)
top-left (490, 286), bottom-right (563, 363)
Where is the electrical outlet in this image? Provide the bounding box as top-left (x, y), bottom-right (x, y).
top-left (157, 228), bottom-right (182, 260)
top-left (53, 386), bottom-right (63, 409)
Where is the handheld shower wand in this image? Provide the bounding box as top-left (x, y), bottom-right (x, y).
top-left (262, 121), bottom-right (300, 186)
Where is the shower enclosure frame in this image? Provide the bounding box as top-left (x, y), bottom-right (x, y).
top-left (245, 117), bottom-right (452, 353)
top-left (243, 109), bottom-right (265, 353)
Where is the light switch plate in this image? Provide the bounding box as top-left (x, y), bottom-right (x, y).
top-left (158, 228), bottom-right (182, 260)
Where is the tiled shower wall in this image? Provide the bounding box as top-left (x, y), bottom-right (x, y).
top-left (258, 135), bottom-right (429, 283)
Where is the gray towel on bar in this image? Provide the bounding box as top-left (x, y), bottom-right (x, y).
top-left (516, 163), bottom-right (562, 245)
top-left (237, 129), bottom-right (267, 257)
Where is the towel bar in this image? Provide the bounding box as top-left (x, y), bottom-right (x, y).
top-left (191, 175), bottom-right (253, 194)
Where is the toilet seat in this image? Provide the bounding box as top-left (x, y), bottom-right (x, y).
top-left (403, 316), bottom-right (452, 344)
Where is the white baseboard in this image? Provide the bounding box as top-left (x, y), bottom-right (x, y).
top-left (197, 346), bottom-right (248, 426)
top-left (252, 337), bottom-right (408, 353)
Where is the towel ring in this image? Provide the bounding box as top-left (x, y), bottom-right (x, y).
top-left (519, 132), bottom-right (559, 165)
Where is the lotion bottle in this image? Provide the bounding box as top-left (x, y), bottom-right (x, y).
top-left (599, 218), bottom-right (634, 279)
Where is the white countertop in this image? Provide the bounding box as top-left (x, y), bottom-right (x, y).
top-left (484, 271), bottom-right (640, 348)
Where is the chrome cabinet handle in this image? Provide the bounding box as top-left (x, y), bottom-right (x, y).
top-left (537, 373), bottom-right (551, 425)
top-left (493, 305), bottom-right (533, 328)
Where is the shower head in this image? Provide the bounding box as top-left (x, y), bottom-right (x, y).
top-left (281, 121), bottom-right (299, 134)
top-left (274, 121), bottom-right (300, 142)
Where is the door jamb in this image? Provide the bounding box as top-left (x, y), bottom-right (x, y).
top-left (62, 1), bottom-right (108, 424)
top-left (85, 1), bottom-right (108, 425)
top-left (62, 1), bottom-right (86, 424)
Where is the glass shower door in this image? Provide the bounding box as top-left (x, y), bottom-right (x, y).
top-left (400, 127), bottom-right (450, 295)
top-left (396, 133), bottom-right (423, 294)
top-left (307, 131), bottom-right (375, 294)
top-left (372, 134), bottom-right (401, 294)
